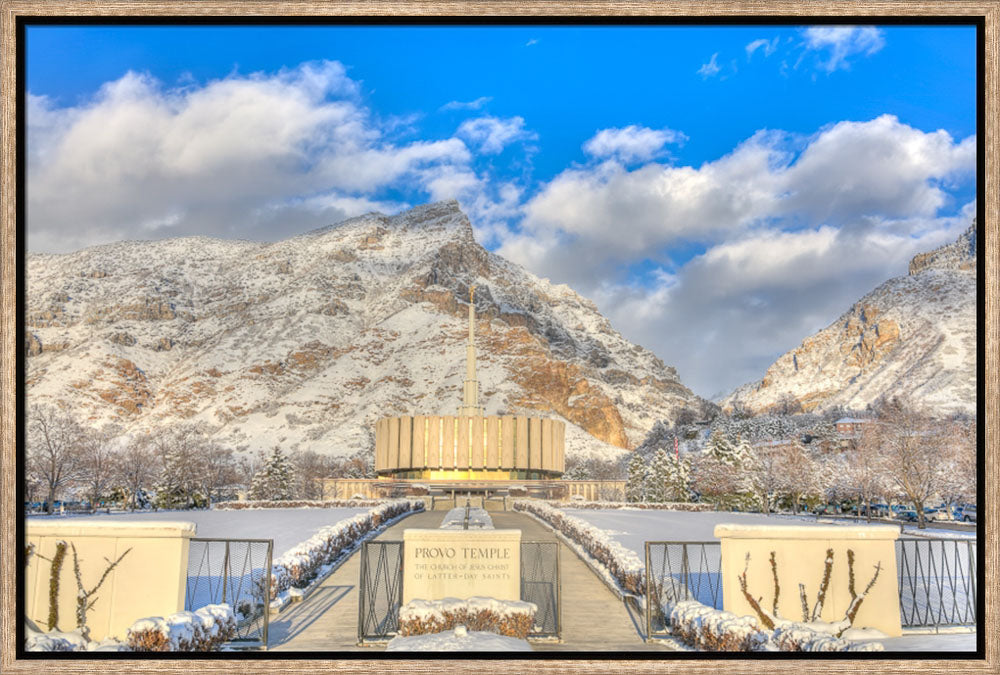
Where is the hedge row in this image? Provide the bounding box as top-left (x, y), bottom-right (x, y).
top-left (559, 501), bottom-right (714, 511)
top-left (271, 499), bottom-right (423, 597)
top-left (513, 499), bottom-right (645, 595)
top-left (668, 600), bottom-right (883, 652)
top-left (216, 498), bottom-right (388, 510)
top-left (399, 597), bottom-right (537, 640)
top-left (127, 604), bottom-right (236, 652)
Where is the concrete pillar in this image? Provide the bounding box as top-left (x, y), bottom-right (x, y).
top-left (456, 416), bottom-right (470, 470)
top-left (485, 417), bottom-right (500, 469)
top-left (528, 418), bottom-right (542, 470)
top-left (399, 416), bottom-right (412, 470)
top-left (515, 416), bottom-right (529, 470)
top-left (471, 416), bottom-right (485, 470)
top-left (501, 416), bottom-right (515, 469)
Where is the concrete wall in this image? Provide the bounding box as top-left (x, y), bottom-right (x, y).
top-left (374, 415), bottom-right (565, 476)
top-left (25, 520), bottom-right (195, 641)
top-left (715, 524), bottom-right (902, 636)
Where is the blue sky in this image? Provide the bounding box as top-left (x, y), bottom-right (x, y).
top-left (25, 24), bottom-right (977, 398)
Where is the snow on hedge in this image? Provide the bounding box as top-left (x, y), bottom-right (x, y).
top-left (668, 600), bottom-right (884, 652)
top-left (513, 499), bottom-right (644, 595)
top-left (270, 498), bottom-right (423, 598)
top-left (558, 501), bottom-right (714, 512)
top-left (126, 604), bottom-right (236, 651)
top-left (216, 498), bottom-right (390, 510)
top-left (386, 625), bottom-right (532, 652)
top-left (399, 597), bottom-right (537, 639)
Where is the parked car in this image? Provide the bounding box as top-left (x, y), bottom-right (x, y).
top-left (895, 509), bottom-right (919, 522)
top-left (960, 504), bottom-right (977, 523)
top-left (922, 507), bottom-right (949, 522)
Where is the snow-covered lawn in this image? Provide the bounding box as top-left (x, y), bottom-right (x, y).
top-left (560, 509), bottom-right (822, 551)
top-left (27, 507), bottom-right (370, 558)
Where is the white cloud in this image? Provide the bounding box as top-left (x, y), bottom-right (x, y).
top-left (456, 115), bottom-right (537, 155)
top-left (746, 38), bottom-right (779, 59)
top-left (27, 61), bottom-right (475, 252)
top-left (582, 125), bottom-right (685, 164)
top-left (499, 116), bottom-right (975, 396)
top-left (441, 96), bottom-right (492, 111)
top-left (698, 53), bottom-right (721, 78)
top-left (803, 26), bottom-right (885, 72)
top-left (525, 39), bottom-right (539, 47)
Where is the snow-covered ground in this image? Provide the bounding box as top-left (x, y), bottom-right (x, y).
top-left (386, 625), bottom-right (532, 652)
top-left (27, 507), bottom-right (370, 558)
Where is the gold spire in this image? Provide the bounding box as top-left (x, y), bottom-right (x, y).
top-left (459, 284), bottom-right (483, 416)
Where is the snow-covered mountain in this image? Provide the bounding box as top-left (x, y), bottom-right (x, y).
top-left (26, 200), bottom-right (704, 458)
top-left (723, 221), bottom-right (977, 416)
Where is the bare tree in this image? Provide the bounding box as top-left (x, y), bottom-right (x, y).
top-left (78, 425), bottom-right (121, 512)
top-left (115, 435), bottom-right (157, 511)
top-left (777, 441), bottom-right (820, 514)
top-left (292, 449), bottom-right (332, 500)
top-left (750, 443), bottom-right (784, 514)
top-left (847, 422), bottom-right (891, 521)
top-left (197, 442), bottom-right (239, 505)
top-left (874, 398), bottom-right (946, 530)
top-left (27, 405), bottom-right (83, 513)
top-left (937, 418), bottom-right (977, 518)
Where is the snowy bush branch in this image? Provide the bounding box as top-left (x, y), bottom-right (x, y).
top-left (126, 604), bottom-right (236, 651)
top-left (668, 600), bottom-right (884, 652)
top-left (399, 597), bottom-right (537, 639)
top-left (555, 501), bottom-right (714, 512)
top-left (217, 498), bottom-right (393, 510)
top-left (513, 499), bottom-right (644, 595)
top-left (270, 498), bottom-right (423, 597)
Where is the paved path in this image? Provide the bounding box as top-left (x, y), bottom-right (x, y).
top-left (268, 507), bottom-right (674, 652)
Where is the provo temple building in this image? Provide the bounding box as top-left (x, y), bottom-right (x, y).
top-left (325, 285), bottom-right (587, 500)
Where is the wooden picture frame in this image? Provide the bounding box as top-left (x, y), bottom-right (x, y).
top-left (1, 2), bottom-right (995, 673)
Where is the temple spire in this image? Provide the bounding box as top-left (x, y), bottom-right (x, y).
top-left (459, 285), bottom-right (483, 416)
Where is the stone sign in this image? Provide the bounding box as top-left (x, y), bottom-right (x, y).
top-left (402, 529), bottom-right (521, 603)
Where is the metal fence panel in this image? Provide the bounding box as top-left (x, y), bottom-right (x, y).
top-left (357, 540), bottom-right (404, 642)
top-left (644, 542), bottom-right (722, 637)
top-left (520, 541), bottom-right (561, 638)
top-left (896, 538), bottom-right (977, 628)
top-left (642, 537), bottom-right (977, 638)
top-left (186, 538), bottom-right (272, 647)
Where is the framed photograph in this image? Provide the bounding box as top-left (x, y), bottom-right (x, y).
top-left (2, 1), bottom-right (994, 673)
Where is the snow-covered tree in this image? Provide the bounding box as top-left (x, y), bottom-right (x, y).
top-left (26, 405), bottom-right (84, 513)
top-left (647, 449), bottom-right (691, 502)
top-left (114, 436), bottom-right (157, 511)
top-left (249, 446), bottom-right (297, 501)
top-left (625, 452), bottom-right (648, 503)
top-left (77, 425), bottom-right (121, 511)
top-left (693, 431), bottom-right (760, 511)
top-left (873, 397), bottom-right (948, 529)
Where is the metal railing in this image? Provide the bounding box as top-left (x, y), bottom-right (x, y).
top-left (521, 540), bottom-right (561, 638)
top-left (357, 540), bottom-right (405, 643)
top-left (644, 541), bottom-right (721, 638)
top-left (357, 539), bottom-right (561, 642)
top-left (642, 537), bottom-right (977, 638)
top-left (896, 537), bottom-right (977, 629)
top-left (186, 538), bottom-right (272, 648)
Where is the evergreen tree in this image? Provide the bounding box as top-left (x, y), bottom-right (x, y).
top-left (646, 449), bottom-right (671, 502)
top-left (249, 446), bottom-right (297, 501)
top-left (663, 453), bottom-right (692, 502)
top-left (625, 452), bottom-right (648, 503)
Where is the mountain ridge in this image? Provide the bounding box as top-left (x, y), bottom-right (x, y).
top-left (26, 200), bottom-right (704, 458)
top-left (722, 220), bottom-right (977, 416)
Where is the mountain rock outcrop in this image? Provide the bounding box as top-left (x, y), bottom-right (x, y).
top-left (723, 220), bottom-right (977, 416)
top-left (27, 200), bottom-right (704, 458)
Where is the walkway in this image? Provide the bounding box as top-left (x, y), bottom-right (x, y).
top-left (268, 507), bottom-right (674, 651)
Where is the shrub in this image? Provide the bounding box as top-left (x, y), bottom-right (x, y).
top-left (216, 498), bottom-right (389, 510)
top-left (513, 499), bottom-right (644, 595)
top-left (398, 597), bottom-right (537, 640)
top-left (126, 604), bottom-right (236, 652)
top-left (270, 499), bottom-right (423, 597)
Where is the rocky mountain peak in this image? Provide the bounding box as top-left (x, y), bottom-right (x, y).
top-left (724, 220), bottom-right (977, 416)
top-left (26, 201), bottom-right (704, 458)
top-left (908, 218), bottom-right (977, 275)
